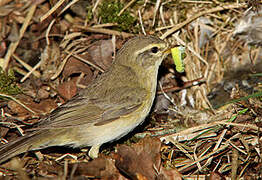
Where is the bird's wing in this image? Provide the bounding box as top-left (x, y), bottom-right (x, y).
top-left (34, 86), bottom-right (147, 129)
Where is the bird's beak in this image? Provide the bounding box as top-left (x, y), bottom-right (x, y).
top-left (163, 48), bottom-right (171, 54)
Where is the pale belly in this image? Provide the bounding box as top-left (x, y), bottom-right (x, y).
top-left (73, 98), bottom-right (154, 147)
top-left (74, 67), bottom-right (159, 147)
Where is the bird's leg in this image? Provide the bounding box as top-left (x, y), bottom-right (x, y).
top-left (88, 145), bottom-right (100, 159)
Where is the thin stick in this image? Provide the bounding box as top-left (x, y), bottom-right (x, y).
top-left (12, 54), bottom-right (41, 78)
top-left (118, 0), bottom-right (137, 16)
top-left (40, 0), bottom-right (67, 22)
top-left (75, 26), bottom-right (134, 38)
top-left (0, 0), bottom-right (12, 6)
top-left (3, 4), bottom-right (37, 71)
top-left (152, 0), bottom-right (161, 26)
top-left (138, 9), bottom-right (146, 35)
top-left (20, 61), bottom-right (41, 83)
top-left (0, 93), bottom-right (36, 114)
top-left (45, 19), bottom-right (56, 45)
top-left (92, 0), bottom-right (102, 14)
top-left (160, 3), bottom-right (247, 39)
top-left (59, 0), bottom-right (80, 16)
top-left (64, 50), bottom-right (105, 72)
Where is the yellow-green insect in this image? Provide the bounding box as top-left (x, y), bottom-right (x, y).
top-left (171, 46), bottom-right (186, 73)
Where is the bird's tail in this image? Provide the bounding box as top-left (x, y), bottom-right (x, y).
top-left (0, 132), bottom-right (40, 164)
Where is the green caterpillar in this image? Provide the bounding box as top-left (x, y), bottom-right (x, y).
top-left (171, 46), bottom-right (186, 73)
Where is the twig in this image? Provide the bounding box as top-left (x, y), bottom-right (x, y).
top-left (12, 54), bottom-right (41, 78)
top-left (0, 0), bottom-right (12, 6)
top-left (59, 0), bottom-right (80, 16)
top-left (64, 50), bottom-right (105, 72)
top-left (0, 122), bottom-right (25, 136)
top-left (152, 0), bottom-right (161, 27)
top-left (160, 3), bottom-right (247, 39)
top-left (157, 77), bottom-right (205, 94)
top-left (118, 0), bottom-right (137, 16)
top-left (45, 19), bottom-right (56, 45)
top-left (20, 61), bottom-right (41, 83)
top-left (138, 9), bottom-right (146, 35)
top-left (40, 0), bottom-right (67, 22)
top-left (40, 0), bottom-right (80, 22)
top-left (75, 26), bottom-right (134, 38)
top-left (215, 122), bottom-right (261, 132)
top-left (177, 143), bottom-right (230, 171)
top-left (50, 52), bottom-right (70, 80)
top-left (0, 93), bottom-right (36, 114)
top-left (92, 0), bottom-right (102, 14)
top-left (92, 23), bottom-right (118, 28)
top-left (3, 4), bottom-right (36, 71)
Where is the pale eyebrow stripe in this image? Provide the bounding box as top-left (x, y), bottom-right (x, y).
top-left (135, 43), bottom-right (166, 56)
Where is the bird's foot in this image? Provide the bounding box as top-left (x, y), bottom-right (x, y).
top-left (88, 145), bottom-right (100, 159)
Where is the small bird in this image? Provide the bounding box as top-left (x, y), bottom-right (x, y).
top-left (0, 36), bottom-right (169, 164)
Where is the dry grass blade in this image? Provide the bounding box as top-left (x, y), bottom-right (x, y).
top-left (0, 0), bottom-right (12, 6)
top-left (177, 143), bottom-right (230, 172)
top-left (3, 4), bottom-right (36, 71)
top-left (215, 121), bottom-right (261, 132)
top-left (45, 19), bottom-right (56, 45)
top-left (40, 0), bottom-right (67, 22)
top-left (1, 0), bottom-right (262, 178)
top-left (12, 54), bottom-right (41, 78)
top-left (138, 9), bottom-right (146, 35)
top-left (118, 0), bottom-right (137, 16)
top-left (20, 61), bottom-right (41, 82)
top-left (160, 3), bottom-right (247, 39)
top-left (75, 26), bottom-right (134, 38)
top-left (152, 0), bottom-right (161, 27)
top-left (64, 50), bottom-right (104, 72)
top-left (0, 93), bottom-right (36, 114)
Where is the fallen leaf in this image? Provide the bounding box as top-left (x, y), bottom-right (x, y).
top-left (70, 157), bottom-right (127, 179)
top-left (8, 95), bottom-right (57, 116)
top-left (115, 137), bottom-right (161, 180)
top-left (40, 42), bottom-right (61, 81)
top-left (87, 39), bottom-right (114, 70)
top-left (115, 137), bottom-right (182, 180)
top-left (57, 77), bottom-right (78, 100)
top-left (209, 171), bottom-right (226, 180)
top-left (158, 168), bottom-right (182, 180)
top-left (63, 56), bottom-right (93, 80)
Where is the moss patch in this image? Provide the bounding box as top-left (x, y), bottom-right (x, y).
top-left (98, 1), bottom-right (137, 32)
top-left (0, 68), bottom-right (21, 95)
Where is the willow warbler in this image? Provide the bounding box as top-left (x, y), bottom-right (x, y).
top-left (0, 36), bottom-right (169, 163)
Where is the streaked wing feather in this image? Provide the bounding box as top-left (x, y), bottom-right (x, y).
top-left (35, 87), bottom-right (147, 129)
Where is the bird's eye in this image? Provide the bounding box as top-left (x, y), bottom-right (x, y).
top-left (151, 47), bottom-right (159, 53)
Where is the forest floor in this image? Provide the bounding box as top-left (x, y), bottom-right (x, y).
top-left (0, 0), bottom-right (262, 179)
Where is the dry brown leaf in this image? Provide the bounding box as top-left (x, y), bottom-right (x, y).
top-left (209, 172), bottom-right (226, 180)
top-left (115, 137), bottom-right (161, 179)
top-left (63, 57), bottom-right (93, 79)
top-left (116, 137), bottom-right (182, 180)
top-left (7, 22), bottom-right (19, 42)
top-left (0, 41), bottom-right (7, 57)
top-left (8, 95), bottom-right (57, 116)
top-left (37, 99), bottom-right (58, 113)
top-left (57, 77), bottom-right (78, 100)
top-left (158, 168), bottom-right (182, 180)
top-left (87, 39), bottom-right (114, 70)
top-left (70, 157), bottom-right (126, 179)
top-left (40, 41), bottom-right (61, 81)
top-left (0, 126), bottom-right (9, 138)
top-left (37, 87), bottom-right (50, 100)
